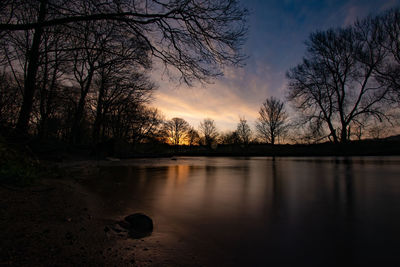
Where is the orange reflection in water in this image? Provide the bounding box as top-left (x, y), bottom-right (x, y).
top-left (167, 165), bottom-right (190, 186)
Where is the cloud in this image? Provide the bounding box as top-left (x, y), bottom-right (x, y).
top-left (342, 3), bottom-right (366, 26)
top-left (341, 0), bottom-right (400, 27)
top-left (152, 60), bottom-right (286, 131)
top-left (379, 0), bottom-right (399, 11)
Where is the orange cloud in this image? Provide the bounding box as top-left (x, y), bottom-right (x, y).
top-left (152, 63), bottom-right (285, 131)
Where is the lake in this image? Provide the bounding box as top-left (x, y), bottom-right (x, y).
top-left (78, 157), bottom-right (400, 266)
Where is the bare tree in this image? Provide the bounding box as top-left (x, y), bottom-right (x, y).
top-left (219, 131), bottom-right (240, 145)
top-left (0, 0), bottom-right (248, 136)
top-left (129, 107), bottom-right (164, 145)
top-left (199, 118), bottom-right (218, 147)
top-left (89, 28), bottom-right (153, 143)
top-left (0, 6), bottom-right (156, 143)
top-left (35, 26), bottom-right (70, 139)
top-left (90, 71), bottom-right (155, 143)
top-left (0, 72), bottom-right (21, 129)
top-left (187, 127), bottom-right (200, 146)
top-left (256, 97), bottom-right (288, 144)
top-left (286, 24), bottom-right (396, 143)
top-left (69, 22), bottom-right (103, 143)
top-left (375, 8), bottom-right (400, 101)
top-left (163, 117), bottom-right (190, 145)
top-left (236, 117), bottom-right (252, 145)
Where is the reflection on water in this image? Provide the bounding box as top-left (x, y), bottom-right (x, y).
top-left (80, 157), bottom-right (400, 266)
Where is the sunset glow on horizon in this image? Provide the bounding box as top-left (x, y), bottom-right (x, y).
top-left (153, 0), bottom-right (400, 132)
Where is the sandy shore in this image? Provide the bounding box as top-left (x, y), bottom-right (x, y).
top-left (0, 173), bottom-right (141, 266)
top-left (0, 163), bottom-right (211, 267)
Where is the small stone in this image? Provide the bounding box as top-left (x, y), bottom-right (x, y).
top-left (124, 213), bottom-right (153, 233)
top-left (121, 213), bottom-right (154, 239)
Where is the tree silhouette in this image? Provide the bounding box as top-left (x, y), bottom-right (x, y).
top-left (187, 127), bottom-right (200, 146)
top-left (375, 8), bottom-right (400, 101)
top-left (0, 0), bottom-right (248, 136)
top-left (236, 117), bottom-right (252, 145)
top-left (199, 118), bottom-right (218, 147)
top-left (219, 131), bottom-right (240, 145)
top-left (163, 117), bottom-right (190, 145)
top-left (129, 107), bottom-right (164, 145)
top-left (256, 97), bottom-right (288, 145)
top-left (287, 22), bottom-right (397, 143)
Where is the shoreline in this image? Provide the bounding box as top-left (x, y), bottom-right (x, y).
top-left (0, 162), bottom-right (210, 266)
top-left (23, 137), bottom-right (400, 163)
top-left (0, 175), bottom-right (139, 266)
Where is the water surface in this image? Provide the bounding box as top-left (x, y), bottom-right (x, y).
top-left (79, 157), bottom-right (400, 266)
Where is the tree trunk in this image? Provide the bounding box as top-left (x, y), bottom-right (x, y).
top-left (70, 70), bottom-right (94, 144)
top-left (38, 80), bottom-right (48, 140)
top-left (15, 0), bottom-right (47, 137)
top-left (39, 40), bottom-right (59, 140)
top-left (271, 134), bottom-right (275, 145)
top-left (326, 120), bottom-right (339, 144)
top-left (340, 126), bottom-right (348, 143)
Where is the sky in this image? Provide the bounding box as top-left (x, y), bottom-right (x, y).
top-left (153, 0), bottom-right (400, 132)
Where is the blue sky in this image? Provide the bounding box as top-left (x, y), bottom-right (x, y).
top-left (154, 0), bottom-right (400, 131)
